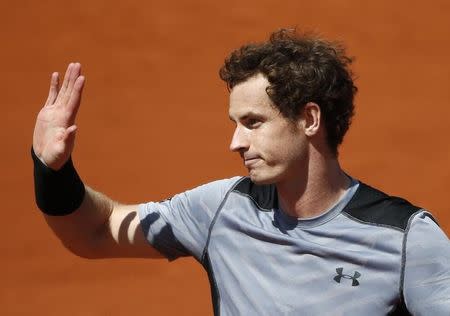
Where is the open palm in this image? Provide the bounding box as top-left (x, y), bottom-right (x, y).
top-left (33, 63), bottom-right (85, 170)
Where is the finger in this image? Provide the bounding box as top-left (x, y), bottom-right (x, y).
top-left (61, 63), bottom-right (82, 106)
top-left (70, 63), bottom-right (81, 86)
top-left (45, 72), bottom-right (59, 106)
top-left (55, 63), bottom-right (73, 104)
top-left (67, 63), bottom-right (81, 94)
top-left (66, 76), bottom-right (85, 123)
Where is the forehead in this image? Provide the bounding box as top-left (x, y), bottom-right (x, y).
top-left (228, 74), bottom-right (277, 118)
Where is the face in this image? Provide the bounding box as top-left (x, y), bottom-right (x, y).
top-left (228, 74), bottom-right (309, 185)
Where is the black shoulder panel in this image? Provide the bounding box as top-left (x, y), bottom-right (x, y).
top-left (233, 177), bottom-right (278, 211)
top-left (342, 182), bottom-right (422, 231)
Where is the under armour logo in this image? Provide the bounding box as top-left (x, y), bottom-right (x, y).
top-left (333, 267), bottom-right (361, 286)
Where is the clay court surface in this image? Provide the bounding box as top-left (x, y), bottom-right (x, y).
top-left (2, 0), bottom-right (450, 314)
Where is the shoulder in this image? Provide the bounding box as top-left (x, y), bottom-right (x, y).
top-left (342, 181), bottom-right (438, 231)
top-left (140, 176), bottom-right (244, 215)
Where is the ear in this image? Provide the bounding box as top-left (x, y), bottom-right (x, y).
top-left (300, 102), bottom-right (321, 136)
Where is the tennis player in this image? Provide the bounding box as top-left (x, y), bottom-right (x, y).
top-left (32, 29), bottom-right (450, 315)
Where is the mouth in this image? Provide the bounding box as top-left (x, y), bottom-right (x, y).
top-left (243, 157), bottom-right (261, 167)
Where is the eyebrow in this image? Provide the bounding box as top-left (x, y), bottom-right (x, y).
top-left (229, 111), bottom-right (264, 122)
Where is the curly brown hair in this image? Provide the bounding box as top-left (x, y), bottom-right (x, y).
top-left (219, 29), bottom-right (357, 156)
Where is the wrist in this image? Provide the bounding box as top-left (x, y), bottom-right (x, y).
top-left (32, 147), bottom-right (85, 216)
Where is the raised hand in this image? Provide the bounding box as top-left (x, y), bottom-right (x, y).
top-left (33, 63), bottom-right (85, 170)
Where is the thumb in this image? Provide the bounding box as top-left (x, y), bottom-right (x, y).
top-left (66, 125), bottom-right (78, 136)
top-left (63, 125), bottom-right (78, 151)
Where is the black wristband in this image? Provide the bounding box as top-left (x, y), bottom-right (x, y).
top-left (32, 148), bottom-right (86, 216)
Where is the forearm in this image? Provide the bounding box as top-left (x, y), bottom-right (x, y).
top-left (33, 149), bottom-right (159, 258)
top-left (43, 186), bottom-right (115, 258)
top-left (42, 186), bottom-right (160, 258)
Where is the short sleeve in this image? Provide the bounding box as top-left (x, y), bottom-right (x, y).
top-left (403, 211), bottom-right (450, 315)
top-left (138, 177), bottom-right (241, 261)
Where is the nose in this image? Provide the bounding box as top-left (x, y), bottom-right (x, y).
top-left (229, 125), bottom-right (249, 152)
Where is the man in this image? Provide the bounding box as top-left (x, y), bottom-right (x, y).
top-left (32, 29), bottom-right (449, 315)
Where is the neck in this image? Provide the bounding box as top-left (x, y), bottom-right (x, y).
top-left (276, 148), bottom-right (351, 219)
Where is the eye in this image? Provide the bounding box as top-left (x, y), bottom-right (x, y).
top-left (245, 118), bottom-right (262, 129)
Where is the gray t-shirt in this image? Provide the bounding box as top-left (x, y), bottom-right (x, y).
top-left (139, 177), bottom-right (450, 315)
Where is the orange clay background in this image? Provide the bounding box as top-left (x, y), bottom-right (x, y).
top-left (1, 0), bottom-right (450, 315)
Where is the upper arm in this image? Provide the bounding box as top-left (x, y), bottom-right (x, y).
top-left (45, 178), bottom-right (240, 260)
top-left (95, 203), bottom-right (164, 259)
top-left (403, 211), bottom-right (450, 314)
top-left (93, 177), bottom-right (240, 260)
